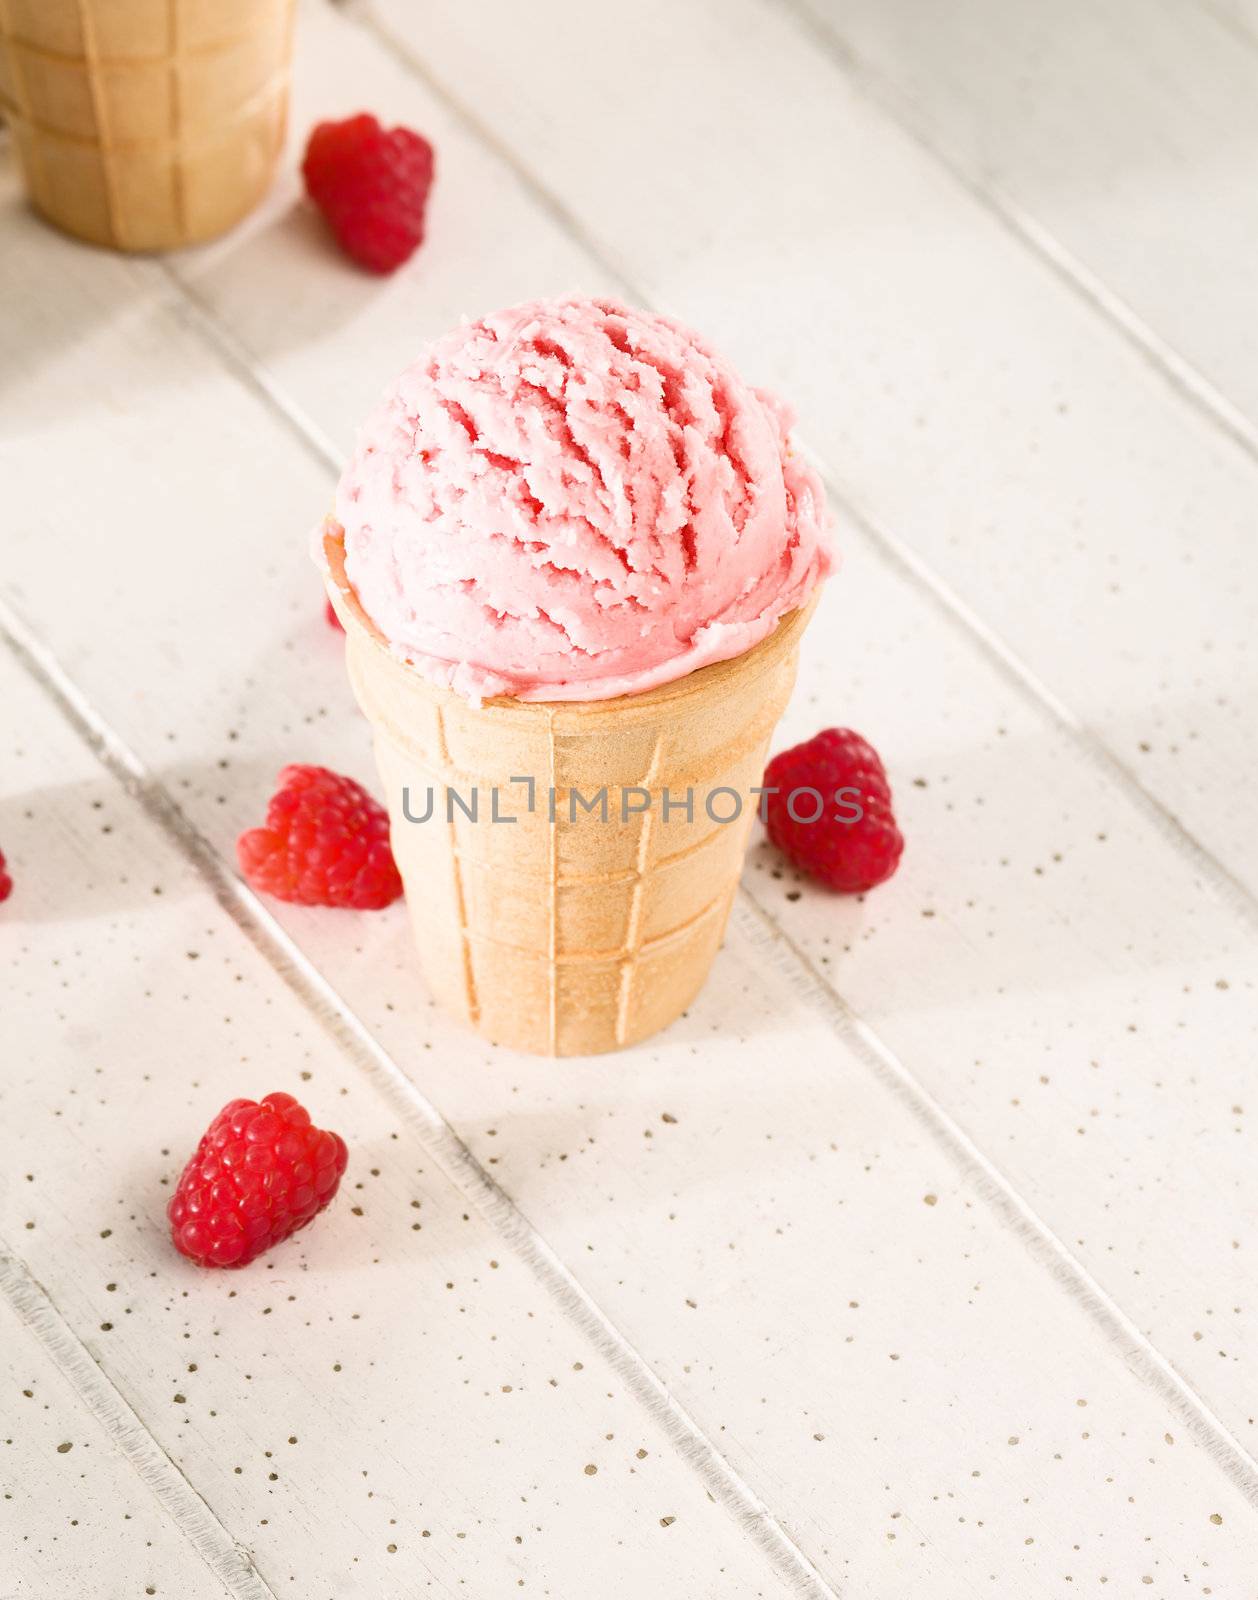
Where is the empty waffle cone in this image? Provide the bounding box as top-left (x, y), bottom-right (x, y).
top-left (324, 526), bottom-right (815, 1057)
top-left (0, 0), bottom-right (293, 251)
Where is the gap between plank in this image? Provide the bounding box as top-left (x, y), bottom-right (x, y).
top-left (337, 0), bottom-right (1258, 940)
top-left (774, 0), bottom-right (1258, 472)
top-left (1193, 0), bottom-right (1258, 54)
top-left (0, 597), bottom-right (841, 1600)
top-left (8, 0), bottom-right (1253, 1573)
top-left (0, 1247), bottom-right (280, 1600)
top-left (334, 0), bottom-right (646, 305)
top-left (159, 264), bottom-right (346, 476)
top-left (807, 460), bottom-right (1258, 938)
top-left (732, 892), bottom-right (1258, 1511)
top-left (151, 0), bottom-right (1258, 1509)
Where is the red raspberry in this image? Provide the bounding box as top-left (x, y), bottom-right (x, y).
top-left (302, 113), bottom-right (435, 273)
top-left (325, 596), bottom-right (343, 632)
top-left (168, 1092), bottom-right (348, 1269)
top-left (237, 764), bottom-right (403, 910)
top-left (762, 728), bottom-right (904, 893)
top-left (0, 849), bottom-right (11, 903)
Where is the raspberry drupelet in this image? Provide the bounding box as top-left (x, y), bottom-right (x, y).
top-left (168, 1093), bottom-right (348, 1269)
top-left (302, 112), bottom-right (435, 273)
top-left (762, 728), bottom-right (904, 893)
top-left (237, 764), bottom-right (402, 910)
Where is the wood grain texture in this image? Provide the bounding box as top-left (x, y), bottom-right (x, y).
top-left (0, 1283), bottom-right (233, 1599)
top-left (2, 13), bottom-right (1258, 1587)
top-left (175, 0), bottom-right (1258, 1468)
top-left (7, 498), bottom-right (1258, 1596)
top-left (356, 0), bottom-right (1258, 910)
top-left (798, 0), bottom-right (1258, 432)
top-left (1200, 0), bottom-right (1258, 42)
top-left (4, 0), bottom-right (1258, 1592)
top-left (0, 654), bottom-right (798, 1597)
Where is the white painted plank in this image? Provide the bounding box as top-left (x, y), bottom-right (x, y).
top-left (0, 1284), bottom-right (230, 1600)
top-left (166, 0), bottom-right (1258, 1460)
top-left (1201, 0), bottom-right (1258, 42)
top-left (172, 0), bottom-right (610, 463)
top-left (5, 109), bottom-right (1258, 1598)
top-left (349, 0), bottom-right (1258, 912)
top-left (9, 554), bottom-right (1258, 1600)
top-left (800, 0), bottom-right (1258, 433)
top-left (0, 657), bottom-right (792, 1597)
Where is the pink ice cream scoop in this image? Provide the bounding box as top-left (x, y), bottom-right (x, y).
top-left (326, 295), bottom-right (834, 702)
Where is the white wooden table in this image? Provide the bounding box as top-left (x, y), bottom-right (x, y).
top-left (4, 1), bottom-right (1257, 1594)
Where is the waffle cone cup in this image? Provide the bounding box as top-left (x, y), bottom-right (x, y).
top-left (0, 0), bottom-right (293, 251)
top-left (324, 526), bottom-right (816, 1056)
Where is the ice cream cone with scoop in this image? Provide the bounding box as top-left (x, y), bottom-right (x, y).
top-left (0, 0), bottom-right (293, 251)
top-left (319, 296), bottom-right (834, 1055)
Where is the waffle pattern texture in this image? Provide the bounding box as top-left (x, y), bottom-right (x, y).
top-left (0, 0), bottom-right (292, 249)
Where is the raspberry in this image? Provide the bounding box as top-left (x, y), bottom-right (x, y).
top-left (762, 728), bottom-right (904, 893)
top-left (325, 596), bottom-right (343, 632)
top-left (0, 849), bottom-right (11, 903)
top-left (168, 1092), bottom-right (348, 1269)
top-left (237, 764), bottom-right (403, 910)
top-left (302, 113), bottom-right (435, 273)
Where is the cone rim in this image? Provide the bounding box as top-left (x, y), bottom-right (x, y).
top-left (321, 520), bottom-right (818, 722)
